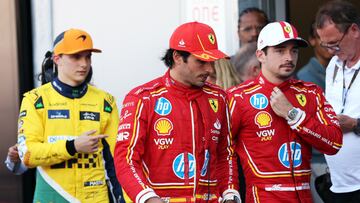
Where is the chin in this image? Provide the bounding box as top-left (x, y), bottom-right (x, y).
top-left (279, 72), bottom-right (293, 80)
top-left (74, 78), bottom-right (87, 85)
top-left (192, 82), bottom-right (205, 87)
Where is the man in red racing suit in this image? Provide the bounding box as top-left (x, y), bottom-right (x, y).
top-left (114, 22), bottom-right (240, 203)
top-left (227, 21), bottom-right (343, 203)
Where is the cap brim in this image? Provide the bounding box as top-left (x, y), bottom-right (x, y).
top-left (291, 38), bottom-right (308, 48)
top-left (64, 48), bottom-right (102, 55)
top-left (90, 48), bottom-right (102, 53)
top-left (258, 38), bottom-right (309, 50)
top-left (275, 38), bottom-right (308, 48)
top-left (191, 49), bottom-right (228, 62)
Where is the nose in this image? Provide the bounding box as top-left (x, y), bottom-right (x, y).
top-left (79, 56), bottom-right (89, 68)
top-left (251, 29), bottom-right (259, 37)
top-left (284, 50), bottom-right (294, 62)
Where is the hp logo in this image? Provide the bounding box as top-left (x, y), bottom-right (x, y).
top-left (154, 97), bottom-right (172, 116)
top-left (172, 153), bottom-right (195, 179)
top-left (250, 93), bottom-right (268, 109)
top-left (278, 142), bottom-right (302, 168)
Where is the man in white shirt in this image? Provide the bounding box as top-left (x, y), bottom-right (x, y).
top-left (316, 1), bottom-right (360, 202)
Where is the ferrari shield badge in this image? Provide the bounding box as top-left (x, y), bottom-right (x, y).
top-left (209, 98), bottom-right (218, 113)
top-left (296, 94), bottom-right (307, 107)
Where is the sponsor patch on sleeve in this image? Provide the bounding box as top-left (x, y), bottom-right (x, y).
top-left (35, 97), bottom-right (44, 109)
top-left (104, 99), bottom-right (112, 113)
top-left (19, 110), bottom-right (27, 118)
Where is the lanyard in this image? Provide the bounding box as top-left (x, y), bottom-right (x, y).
top-left (340, 62), bottom-right (360, 113)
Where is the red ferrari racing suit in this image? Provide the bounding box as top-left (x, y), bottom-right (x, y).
top-left (227, 73), bottom-right (342, 203)
top-left (114, 70), bottom-right (239, 203)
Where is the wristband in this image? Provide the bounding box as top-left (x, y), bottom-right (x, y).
top-left (66, 140), bottom-right (77, 156)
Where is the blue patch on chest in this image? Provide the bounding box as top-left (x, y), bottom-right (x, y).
top-left (48, 110), bottom-right (70, 119)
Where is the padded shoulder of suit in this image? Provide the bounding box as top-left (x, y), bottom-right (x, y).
top-left (289, 79), bottom-right (320, 91)
top-left (127, 77), bottom-right (163, 97)
top-left (22, 83), bottom-right (53, 101)
top-left (87, 85), bottom-right (116, 106)
top-left (227, 79), bottom-right (257, 94)
top-left (203, 82), bottom-right (227, 97)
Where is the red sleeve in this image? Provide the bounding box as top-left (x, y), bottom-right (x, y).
top-left (114, 94), bottom-right (158, 202)
top-left (217, 94), bottom-right (240, 198)
top-left (291, 87), bottom-right (343, 155)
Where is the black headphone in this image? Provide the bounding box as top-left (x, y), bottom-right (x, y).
top-left (41, 51), bottom-right (57, 84)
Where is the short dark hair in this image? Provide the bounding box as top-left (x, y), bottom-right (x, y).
top-left (161, 49), bottom-right (191, 68)
top-left (238, 7), bottom-right (269, 29)
top-left (262, 47), bottom-right (268, 55)
top-left (315, 0), bottom-right (360, 32)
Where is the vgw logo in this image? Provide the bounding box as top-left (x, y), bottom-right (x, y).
top-left (154, 97), bottom-right (172, 116)
top-left (250, 93), bottom-right (268, 109)
top-left (256, 129), bottom-right (275, 141)
top-left (172, 153), bottom-right (195, 179)
top-left (278, 142), bottom-right (302, 168)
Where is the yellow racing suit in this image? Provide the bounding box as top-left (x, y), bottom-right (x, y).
top-left (17, 78), bottom-right (119, 203)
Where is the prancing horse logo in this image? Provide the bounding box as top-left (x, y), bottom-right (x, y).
top-left (208, 98), bottom-right (218, 113)
top-left (296, 94), bottom-right (307, 107)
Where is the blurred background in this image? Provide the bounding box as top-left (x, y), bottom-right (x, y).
top-left (1, 0), bottom-right (359, 202)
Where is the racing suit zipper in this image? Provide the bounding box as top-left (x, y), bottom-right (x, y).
top-left (190, 100), bottom-right (197, 200)
top-left (74, 98), bottom-right (79, 198)
top-left (288, 129), bottom-right (301, 203)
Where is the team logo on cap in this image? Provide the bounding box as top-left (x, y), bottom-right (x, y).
top-left (197, 53), bottom-right (210, 60)
top-left (255, 111), bottom-right (272, 128)
top-left (208, 34), bottom-right (215, 44)
top-left (208, 98), bottom-right (218, 113)
top-left (279, 21), bottom-right (297, 38)
top-left (77, 35), bottom-right (87, 41)
top-left (284, 25), bottom-right (292, 34)
top-left (154, 118), bottom-right (173, 136)
top-left (296, 94), bottom-right (307, 107)
top-left (178, 39), bottom-right (185, 47)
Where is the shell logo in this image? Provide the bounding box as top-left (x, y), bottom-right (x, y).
top-left (254, 111), bottom-right (272, 128)
top-left (154, 118), bottom-right (173, 136)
